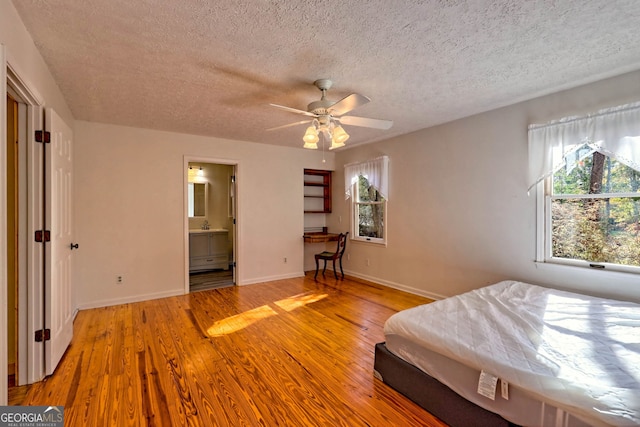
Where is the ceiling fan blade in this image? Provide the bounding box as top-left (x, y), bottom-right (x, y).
top-left (266, 120), bottom-right (312, 131)
top-left (328, 93), bottom-right (370, 116)
top-left (269, 103), bottom-right (317, 117)
top-left (339, 115), bottom-right (393, 130)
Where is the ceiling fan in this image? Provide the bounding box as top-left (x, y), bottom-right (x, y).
top-left (268, 79), bottom-right (393, 149)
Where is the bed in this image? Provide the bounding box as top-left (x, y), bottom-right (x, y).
top-left (374, 280), bottom-right (640, 427)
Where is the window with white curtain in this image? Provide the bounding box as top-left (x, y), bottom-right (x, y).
top-left (344, 156), bottom-right (389, 244)
top-left (528, 102), bottom-right (640, 273)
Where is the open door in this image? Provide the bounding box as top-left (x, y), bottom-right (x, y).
top-left (43, 108), bottom-right (74, 375)
top-left (25, 104), bottom-right (45, 384)
top-left (3, 53), bottom-right (71, 389)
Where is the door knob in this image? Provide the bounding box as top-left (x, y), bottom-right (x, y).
top-left (70, 243), bottom-right (79, 250)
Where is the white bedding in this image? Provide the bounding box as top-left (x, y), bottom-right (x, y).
top-left (383, 281), bottom-right (640, 426)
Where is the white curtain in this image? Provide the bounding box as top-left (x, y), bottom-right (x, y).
top-left (344, 155), bottom-right (389, 200)
top-left (528, 101), bottom-right (640, 192)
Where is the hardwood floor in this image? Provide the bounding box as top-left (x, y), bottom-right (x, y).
top-left (14, 273), bottom-right (448, 426)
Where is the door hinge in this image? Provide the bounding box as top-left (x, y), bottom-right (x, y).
top-left (35, 130), bottom-right (51, 143)
top-left (233, 218), bottom-right (236, 225)
top-left (35, 230), bottom-right (51, 242)
top-left (35, 329), bottom-right (51, 342)
top-left (231, 175), bottom-right (236, 183)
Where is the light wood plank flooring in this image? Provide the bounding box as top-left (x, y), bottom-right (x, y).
top-left (13, 273), bottom-right (447, 426)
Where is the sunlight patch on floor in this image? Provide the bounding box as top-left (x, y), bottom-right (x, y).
top-left (274, 292), bottom-right (327, 312)
top-left (207, 292), bottom-right (328, 337)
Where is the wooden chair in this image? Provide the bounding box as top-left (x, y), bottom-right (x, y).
top-left (314, 232), bottom-right (349, 280)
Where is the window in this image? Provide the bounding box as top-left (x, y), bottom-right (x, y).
top-left (529, 102), bottom-right (640, 273)
top-left (353, 175), bottom-right (386, 243)
top-left (550, 152), bottom-right (640, 269)
top-left (344, 156), bottom-right (389, 245)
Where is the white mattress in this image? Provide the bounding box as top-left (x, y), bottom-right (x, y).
top-left (383, 281), bottom-right (640, 427)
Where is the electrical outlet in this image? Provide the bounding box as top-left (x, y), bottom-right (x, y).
top-left (116, 275), bottom-right (123, 284)
top-left (366, 259), bottom-right (370, 266)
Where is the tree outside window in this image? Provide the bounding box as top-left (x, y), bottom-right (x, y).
top-left (551, 152), bottom-right (640, 268)
top-left (353, 175), bottom-right (386, 243)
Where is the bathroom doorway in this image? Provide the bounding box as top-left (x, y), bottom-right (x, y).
top-left (184, 159), bottom-right (237, 292)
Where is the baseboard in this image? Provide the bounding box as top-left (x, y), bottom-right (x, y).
top-left (77, 288), bottom-right (185, 310)
top-left (238, 271), bottom-right (305, 286)
top-left (76, 270), bottom-right (436, 309)
top-left (343, 270), bottom-right (446, 301)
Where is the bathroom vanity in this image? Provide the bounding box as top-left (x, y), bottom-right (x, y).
top-left (189, 229), bottom-right (229, 271)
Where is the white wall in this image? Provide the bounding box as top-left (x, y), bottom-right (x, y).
top-left (0, 3), bottom-right (74, 126)
top-left (73, 121), bottom-right (334, 308)
top-left (333, 70), bottom-right (640, 303)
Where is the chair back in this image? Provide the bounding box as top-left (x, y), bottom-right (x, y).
top-left (335, 232), bottom-right (348, 256)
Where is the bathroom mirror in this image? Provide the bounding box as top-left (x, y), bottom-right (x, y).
top-left (188, 182), bottom-right (208, 218)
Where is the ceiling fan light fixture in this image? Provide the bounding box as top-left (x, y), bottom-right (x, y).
top-left (329, 140), bottom-right (345, 150)
top-left (269, 78), bottom-right (391, 150)
top-left (303, 125), bottom-right (319, 147)
top-left (303, 141), bottom-right (319, 149)
top-left (332, 125), bottom-right (349, 145)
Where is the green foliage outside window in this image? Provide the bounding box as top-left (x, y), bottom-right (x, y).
top-left (552, 154), bottom-right (640, 267)
top-left (356, 175), bottom-right (385, 239)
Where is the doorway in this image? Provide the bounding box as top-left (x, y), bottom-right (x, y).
top-left (4, 62), bottom-right (74, 399)
top-left (185, 160), bottom-right (237, 292)
top-left (5, 69), bottom-right (35, 395)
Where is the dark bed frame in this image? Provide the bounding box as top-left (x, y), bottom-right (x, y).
top-left (374, 342), bottom-right (519, 427)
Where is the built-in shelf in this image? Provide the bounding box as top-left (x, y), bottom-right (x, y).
top-left (304, 169), bottom-right (332, 213)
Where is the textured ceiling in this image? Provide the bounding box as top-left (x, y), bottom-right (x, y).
top-left (11, 0), bottom-right (640, 150)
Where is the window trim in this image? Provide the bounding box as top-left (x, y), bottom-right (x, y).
top-left (535, 178), bottom-right (640, 275)
top-left (345, 156), bottom-right (389, 246)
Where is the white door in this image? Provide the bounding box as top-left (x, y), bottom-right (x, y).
top-left (230, 170), bottom-right (237, 284)
top-left (27, 105), bottom-right (45, 383)
top-left (44, 108), bottom-right (74, 375)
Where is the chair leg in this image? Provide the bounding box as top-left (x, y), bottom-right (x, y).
top-left (314, 257), bottom-right (319, 279)
top-left (322, 260), bottom-right (327, 276)
top-left (332, 259), bottom-right (338, 279)
top-left (339, 257), bottom-right (344, 279)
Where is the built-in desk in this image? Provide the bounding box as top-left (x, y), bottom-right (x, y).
top-left (303, 232), bottom-right (340, 243)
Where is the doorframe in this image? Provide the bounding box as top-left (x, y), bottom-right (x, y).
top-left (183, 156), bottom-right (239, 293)
top-left (1, 43), bottom-right (8, 406)
top-left (2, 52), bottom-right (46, 401)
